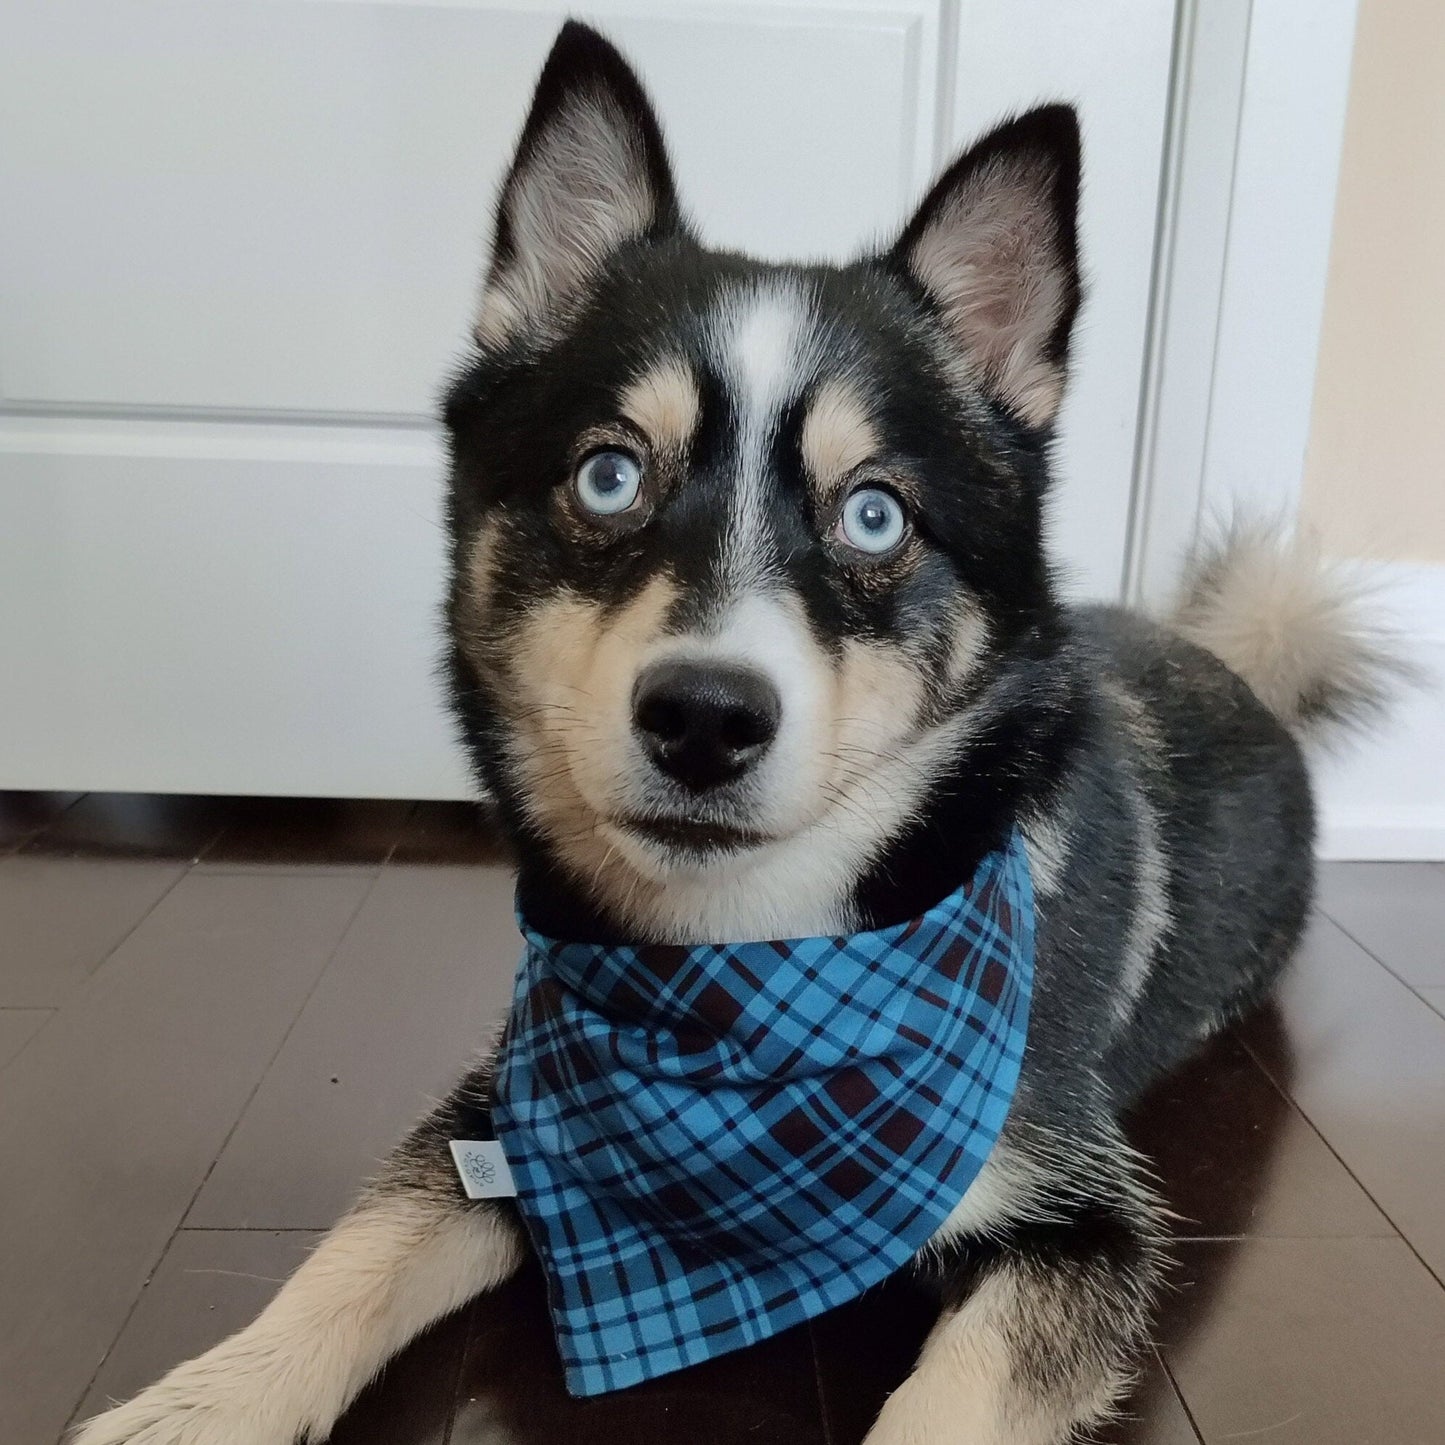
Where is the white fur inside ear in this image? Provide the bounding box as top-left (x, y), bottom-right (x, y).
top-left (907, 157), bottom-right (1069, 427)
top-left (476, 91), bottom-right (657, 347)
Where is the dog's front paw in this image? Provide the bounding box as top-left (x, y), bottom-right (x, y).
top-left (73, 1403), bottom-right (268, 1445)
top-left (863, 1371), bottom-right (1008, 1445)
top-left (72, 1363), bottom-right (301, 1445)
top-left (73, 1393), bottom-right (285, 1445)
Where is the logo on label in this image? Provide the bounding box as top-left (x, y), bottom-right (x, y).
top-left (449, 1139), bottom-right (517, 1199)
top-left (463, 1149), bottom-right (497, 1187)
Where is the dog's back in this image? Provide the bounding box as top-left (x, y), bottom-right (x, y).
top-left (1024, 526), bottom-right (1399, 1107)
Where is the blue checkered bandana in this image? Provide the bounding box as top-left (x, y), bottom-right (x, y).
top-left (493, 830), bottom-right (1033, 1397)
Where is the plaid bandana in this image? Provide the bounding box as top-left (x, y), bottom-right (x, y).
top-left (493, 831), bottom-right (1033, 1397)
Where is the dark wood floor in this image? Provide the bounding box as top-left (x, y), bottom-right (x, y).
top-left (2, 792), bottom-right (1443, 1445)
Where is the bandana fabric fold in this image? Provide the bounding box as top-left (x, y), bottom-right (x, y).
top-left (492, 831), bottom-right (1034, 1397)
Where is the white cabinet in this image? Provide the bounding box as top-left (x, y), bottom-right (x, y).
top-left (0, 1), bottom-right (1175, 797)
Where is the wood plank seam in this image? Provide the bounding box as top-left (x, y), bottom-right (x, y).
top-left (59, 866), bottom-right (385, 1437)
top-left (1241, 916), bottom-right (1445, 1293)
top-left (1318, 906), bottom-right (1445, 1020)
top-left (1155, 1350), bottom-right (1205, 1445)
top-left (70, 865), bottom-right (193, 999)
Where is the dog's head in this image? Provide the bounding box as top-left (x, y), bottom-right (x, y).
top-left (445, 23), bottom-right (1081, 939)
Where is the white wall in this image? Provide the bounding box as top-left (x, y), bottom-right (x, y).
top-left (1301, 0), bottom-right (1445, 858)
top-left (1302, 0), bottom-right (1445, 565)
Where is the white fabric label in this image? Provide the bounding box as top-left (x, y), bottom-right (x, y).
top-left (449, 1139), bottom-right (518, 1200)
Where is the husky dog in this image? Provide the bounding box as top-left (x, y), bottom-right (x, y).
top-left (78, 22), bottom-right (1394, 1445)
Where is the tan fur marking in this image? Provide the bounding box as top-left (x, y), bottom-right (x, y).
top-left (866, 1273), bottom-right (1019, 1445)
top-left (833, 639), bottom-right (927, 764)
top-left (503, 576), bottom-right (679, 895)
top-left (865, 1265), bottom-right (1122, 1445)
top-left (450, 520), bottom-right (511, 693)
top-left (946, 600), bottom-right (991, 684)
top-left (465, 522), bottom-right (502, 629)
top-left (928, 1137), bottom-right (1052, 1245)
top-left (619, 358), bottom-right (700, 455)
top-left (800, 378), bottom-right (880, 496)
top-left (75, 1195), bottom-right (520, 1445)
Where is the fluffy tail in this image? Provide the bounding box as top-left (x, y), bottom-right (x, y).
top-left (1169, 521), bottom-right (1406, 740)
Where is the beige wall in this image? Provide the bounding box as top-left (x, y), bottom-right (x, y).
top-left (1302, 0), bottom-right (1445, 562)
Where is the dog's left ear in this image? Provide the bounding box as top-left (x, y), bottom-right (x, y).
top-left (890, 105), bottom-right (1082, 429)
top-left (475, 22), bottom-right (681, 348)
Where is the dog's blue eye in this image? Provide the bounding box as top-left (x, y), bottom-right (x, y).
top-left (837, 487), bottom-right (907, 555)
top-left (574, 450), bottom-right (643, 515)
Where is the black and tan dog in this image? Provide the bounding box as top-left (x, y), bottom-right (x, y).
top-left (80, 22), bottom-right (1394, 1445)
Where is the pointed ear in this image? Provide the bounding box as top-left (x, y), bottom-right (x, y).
top-left (890, 105), bottom-right (1082, 428)
top-left (475, 22), bottom-right (680, 348)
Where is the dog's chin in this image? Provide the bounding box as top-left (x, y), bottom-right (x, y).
top-left (600, 813), bottom-right (777, 879)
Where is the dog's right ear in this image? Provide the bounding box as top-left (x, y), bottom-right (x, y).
top-left (474, 22), bottom-right (681, 348)
top-left (889, 105), bottom-right (1082, 429)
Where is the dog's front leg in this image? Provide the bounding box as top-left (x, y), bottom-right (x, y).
top-left (866, 1132), bottom-right (1164, 1445)
top-left (74, 1066), bottom-right (524, 1445)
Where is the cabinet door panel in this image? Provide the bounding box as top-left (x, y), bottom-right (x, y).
top-left (0, 422), bottom-right (469, 798)
top-left (949, 0), bottom-right (1175, 596)
top-left (0, 1), bottom-right (938, 418)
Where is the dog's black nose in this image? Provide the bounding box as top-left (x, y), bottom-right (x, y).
top-left (632, 660), bottom-right (781, 792)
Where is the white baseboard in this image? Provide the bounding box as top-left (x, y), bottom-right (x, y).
top-left (1314, 562), bottom-right (1445, 860)
top-left (1317, 813), bottom-right (1445, 861)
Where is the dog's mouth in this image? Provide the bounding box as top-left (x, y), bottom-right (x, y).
top-left (615, 813), bottom-right (773, 855)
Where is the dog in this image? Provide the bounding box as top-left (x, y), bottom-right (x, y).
top-left (78, 20), bottom-right (1396, 1445)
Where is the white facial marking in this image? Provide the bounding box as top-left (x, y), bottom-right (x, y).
top-left (709, 281), bottom-right (819, 597)
top-left (609, 588), bottom-right (829, 848)
top-left (575, 587), bottom-right (974, 943)
top-left (677, 590), bottom-right (829, 809)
